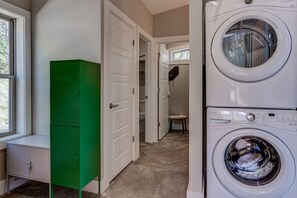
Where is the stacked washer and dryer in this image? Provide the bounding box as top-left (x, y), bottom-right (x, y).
top-left (205, 0), bottom-right (297, 197)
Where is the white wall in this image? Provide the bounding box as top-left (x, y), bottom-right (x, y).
top-left (187, 0), bottom-right (204, 198)
top-left (31, 0), bottom-right (101, 135)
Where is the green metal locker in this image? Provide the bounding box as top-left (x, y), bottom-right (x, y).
top-left (50, 60), bottom-right (100, 197)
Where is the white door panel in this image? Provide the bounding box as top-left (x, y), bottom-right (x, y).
top-left (159, 44), bottom-right (169, 140)
top-left (109, 12), bottom-right (134, 180)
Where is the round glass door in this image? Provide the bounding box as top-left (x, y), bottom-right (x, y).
top-left (223, 19), bottom-right (277, 68)
top-left (212, 129), bottom-right (295, 198)
top-left (212, 11), bottom-right (291, 82)
top-left (225, 136), bottom-right (281, 186)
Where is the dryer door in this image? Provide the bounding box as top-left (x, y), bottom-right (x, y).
top-left (212, 11), bottom-right (291, 82)
top-left (213, 129), bottom-right (295, 198)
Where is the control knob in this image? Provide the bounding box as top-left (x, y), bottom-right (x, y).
top-left (246, 113), bottom-right (255, 122)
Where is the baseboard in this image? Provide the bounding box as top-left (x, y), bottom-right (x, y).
top-left (187, 183), bottom-right (204, 198)
top-left (100, 176), bottom-right (109, 194)
top-left (0, 179), bottom-right (6, 196)
top-left (187, 190), bottom-right (204, 198)
top-left (83, 180), bottom-right (99, 194)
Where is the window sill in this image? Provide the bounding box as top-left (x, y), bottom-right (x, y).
top-left (0, 134), bottom-right (29, 150)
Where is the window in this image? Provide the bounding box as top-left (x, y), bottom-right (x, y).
top-left (172, 49), bottom-right (190, 61)
top-left (0, 1), bottom-right (31, 142)
top-left (0, 16), bottom-right (14, 137)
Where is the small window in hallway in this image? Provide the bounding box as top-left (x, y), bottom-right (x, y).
top-left (172, 49), bottom-right (190, 61)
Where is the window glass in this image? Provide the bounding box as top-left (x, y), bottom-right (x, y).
top-left (223, 19), bottom-right (277, 68)
top-left (0, 16), bottom-right (14, 136)
top-left (225, 136), bottom-right (281, 186)
top-left (173, 49), bottom-right (190, 61)
top-left (0, 18), bottom-right (10, 74)
top-left (0, 79), bottom-right (9, 132)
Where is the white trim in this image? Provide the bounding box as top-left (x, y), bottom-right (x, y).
top-left (155, 35), bottom-right (190, 44)
top-left (187, 190), bottom-right (204, 198)
top-left (136, 26), bottom-right (155, 144)
top-left (83, 180), bottom-right (99, 194)
top-left (0, 134), bottom-right (27, 150)
top-left (0, 1), bottom-right (32, 140)
top-left (153, 35), bottom-right (189, 143)
top-left (101, 0), bottom-right (137, 193)
top-left (0, 179), bottom-right (6, 196)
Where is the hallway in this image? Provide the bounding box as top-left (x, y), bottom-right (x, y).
top-left (5, 132), bottom-right (189, 198)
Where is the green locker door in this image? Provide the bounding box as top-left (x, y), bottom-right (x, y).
top-left (50, 61), bottom-right (80, 125)
top-left (50, 124), bottom-right (80, 189)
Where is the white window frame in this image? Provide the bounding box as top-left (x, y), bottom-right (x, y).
top-left (169, 43), bottom-right (190, 65)
top-left (0, 15), bottom-right (15, 137)
top-left (0, 1), bottom-right (31, 149)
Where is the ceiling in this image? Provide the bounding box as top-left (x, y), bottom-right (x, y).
top-left (141, 0), bottom-right (189, 15)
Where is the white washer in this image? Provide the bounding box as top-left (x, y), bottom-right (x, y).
top-left (206, 0), bottom-right (297, 109)
top-left (207, 108), bottom-right (297, 198)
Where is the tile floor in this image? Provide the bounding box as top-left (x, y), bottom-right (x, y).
top-left (3, 131), bottom-right (189, 198)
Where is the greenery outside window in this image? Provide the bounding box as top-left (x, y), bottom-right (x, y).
top-left (0, 16), bottom-right (15, 137)
top-left (0, 15), bottom-right (15, 137)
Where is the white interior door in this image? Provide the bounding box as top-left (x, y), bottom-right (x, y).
top-left (158, 44), bottom-right (169, 140)
top-left (108, 12), bottom-right (134, 180)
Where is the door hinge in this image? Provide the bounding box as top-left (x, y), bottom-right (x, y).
top-left (133, 40), bottom-right (135, 47)
top-left (158, 88), bottom-right (161, 93)
top-left (132, 88), bottom-right (135, 95)
top-left (158, 122), bottom-right (161, 127)
top-left (132, 136), bottom-right (135, 142)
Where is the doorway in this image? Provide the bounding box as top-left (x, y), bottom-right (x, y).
top-left (158, 41), bottom-right (190, 140)
top-left (138, 37), bottom-right (149, 143)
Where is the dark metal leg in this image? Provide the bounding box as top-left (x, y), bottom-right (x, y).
top-left (169, 119), bottom-right (173, 132)
top-left (50, 184), bottom-right (54, 198)
top-left (181, 119), bottom-right (185, 133)
top-left (184, 119), bottom-right (188, 132)
top-left (79, 189), bottom-right (82, 198)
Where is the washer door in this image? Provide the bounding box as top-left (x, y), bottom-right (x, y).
top-left (212, 11), bottom-right (291, 82)
top-left (213, 129), bottom-right (295, 198)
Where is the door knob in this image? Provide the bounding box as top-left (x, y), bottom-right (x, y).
top-left (110, 103), bottom-right (119, 109)
top-left (27, 161), bottom-right (32, 170)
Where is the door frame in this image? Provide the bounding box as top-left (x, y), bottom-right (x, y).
top-left (153, 35), bottom-right (189, 142)
top-left (135, 26), bottom-right (155, 157)
top-left (101, 0), bottom-right (137, 192)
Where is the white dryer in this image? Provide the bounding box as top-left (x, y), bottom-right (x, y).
top-left (207, 108), bottom-right (297, 198)
top-left (206, 0), bottom-right (297, 109)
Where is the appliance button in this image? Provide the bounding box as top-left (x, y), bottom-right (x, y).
top-left (246, 113), bottom-right (255, 122)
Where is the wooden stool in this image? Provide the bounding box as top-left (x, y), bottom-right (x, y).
top-left (168, 115), bottom-right (187, 133)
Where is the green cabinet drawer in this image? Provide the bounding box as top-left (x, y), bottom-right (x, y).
top-left (50, 124), bottom-right (80, 188)
top-left (50, 61), bottom-right (80, 125)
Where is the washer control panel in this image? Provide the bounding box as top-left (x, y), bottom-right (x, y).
top-left (206, 0), bottom-right (297, 19)
top-left (237, 0), bottom-right (296, 7)
top-left (208, 108), bottom-right (297, 132)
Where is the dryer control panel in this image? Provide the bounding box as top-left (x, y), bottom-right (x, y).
top-left (208, 108), bottom-right (297, 132)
